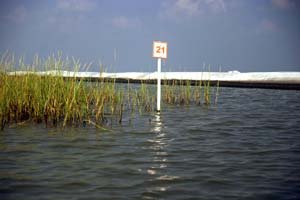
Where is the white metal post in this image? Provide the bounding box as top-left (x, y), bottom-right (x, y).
top-left (157, 58), bottom-right (161, 112)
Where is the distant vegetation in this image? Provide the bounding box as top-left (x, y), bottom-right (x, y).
top-left (0, 53), bottom-right (219, 130)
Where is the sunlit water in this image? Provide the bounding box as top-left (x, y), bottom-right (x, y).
top-left (1, 87), bottom-right (300, 200)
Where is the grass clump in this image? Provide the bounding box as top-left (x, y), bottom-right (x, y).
top-left (162, 79), bottom-right (212, 106)
top-left (0, 53), bottom-right (158, 130)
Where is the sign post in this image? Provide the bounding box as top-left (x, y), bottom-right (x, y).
top-left (153, 41), bottom-right (167, 112)
top-left (157, 57), bottom-right (161, 112)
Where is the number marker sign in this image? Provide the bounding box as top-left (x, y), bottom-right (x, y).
top-left (153, 41), bottom-right (168, 112)
top-left (153, 41), bottom-right (167, 59)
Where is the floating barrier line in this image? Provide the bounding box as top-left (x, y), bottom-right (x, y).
top-left (8, 71), bottom-right (300, 90)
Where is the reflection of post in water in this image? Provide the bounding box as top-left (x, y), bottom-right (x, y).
top-left (145, 113), bottom-right (179, 195)
top-left (147, 113), bottom-right (167, 178)
top-left (152, 113), bottom-right (162, 133)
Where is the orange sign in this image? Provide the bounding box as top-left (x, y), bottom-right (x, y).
top-left (153, 41), bottom-right (167, 59)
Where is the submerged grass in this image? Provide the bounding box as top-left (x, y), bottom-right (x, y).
top-left (0, 53), bottom-right (219, 131)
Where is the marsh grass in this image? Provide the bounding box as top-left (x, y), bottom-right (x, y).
top-left (161, 79), bottom-right (212, 106)
top-left (0, 53), bottom-right (218, 131)
top-left (161, 64), bottom-right (215, 106)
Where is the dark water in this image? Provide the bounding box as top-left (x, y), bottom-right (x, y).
top-left (1, 87), bottom-right (300, 200)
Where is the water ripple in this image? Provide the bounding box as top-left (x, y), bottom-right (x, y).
top-left (1, 88), bottom-right (300, 199)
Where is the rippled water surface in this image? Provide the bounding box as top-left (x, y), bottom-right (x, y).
top-left (1, 88), bottom-right (300, 200)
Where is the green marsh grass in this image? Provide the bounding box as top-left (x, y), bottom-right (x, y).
top-left (0, 53), bottom-right (217, 130)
